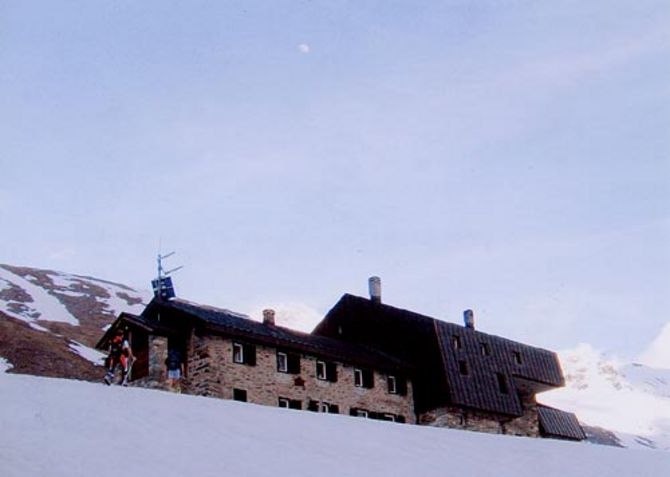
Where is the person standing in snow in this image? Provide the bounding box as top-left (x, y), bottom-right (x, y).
top-left (164, 347), bottom-right (184, 392)
top-left (104, 328), bottom-right (134, 386)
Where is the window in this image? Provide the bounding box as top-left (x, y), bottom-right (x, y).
top-left (233, 388), bottom-right (247, 402)
top-left (387, 375), bottom-right (397, 394)
top-left (232, 342), bottom-right (256, 366)
top-left (452, 335), bottom-right (462, 350)
top-left (316, 360), bottom-right (327, 380)
top-left (458, 360), bottom-right (469, 376)
top-left (512, 351), bottom-right (522, 365)
top-left (308, 400), bottom-right (339, 414)
top-left (496, 373), bottom-right (509, 394)
top-left (276, 350), bottom-right (300, 374)
top-left (480, 342), bottom-right (491, 356)
top-left (354, 368), bottom-right (363, 387)
top-left (316, 360), bottom-right (337, 382)
top-left (353, 368), bottom-right (374, 388)
top-left (350, 408), bottom-right (368, 418)
top-left (233, 342), bottom-right (244, 364)
top-left (380, 413), bottom-right (396, 422)
top-left (278, 397), bottom-right (301, 410)
top-left (277, 352), bottom-right (288, 372)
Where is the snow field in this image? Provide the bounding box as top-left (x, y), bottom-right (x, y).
top-left (1, 373), bottom-right (668, 477)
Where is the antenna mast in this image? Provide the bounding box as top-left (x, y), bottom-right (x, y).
top-left (152, 251), bottom-right (183, 300)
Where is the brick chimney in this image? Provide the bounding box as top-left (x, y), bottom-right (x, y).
top-left (464, 309), bottom-right (474, 329)
top-left (263, 309), bottom-right (276, 326)
top-left (368, 276), bottom-right (381, 304)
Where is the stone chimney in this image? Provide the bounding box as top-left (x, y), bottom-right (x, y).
top-left (368, 276), bottom-right (381, 304)
top-left (464, 309), bottom-right (474, 329)
top-left (262, 309), bottom-right (276, 326)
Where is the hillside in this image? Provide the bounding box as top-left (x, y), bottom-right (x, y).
top-left (0, 264), bottom-right (149, 379)
top-left (2, 263), bottom-right (670, 453)
top-left (540, 344), bottom-right (670, 451)
top-left (1, 370), bottom-right (667, 477)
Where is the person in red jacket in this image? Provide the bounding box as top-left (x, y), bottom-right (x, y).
top-left (104, 328), bottom-right (134, 386)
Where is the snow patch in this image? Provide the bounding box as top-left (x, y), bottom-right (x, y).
top-left (0, 357), bottom-right (12, 372)
top-left (539, 343), bottom-right (670, 451)
top-left (639, 322), bottom-right (670, 369)
top-left (68, 341), bottom-right (106, 366)
top-left (0, 267), bottom-right (79, 325)
top-left (1, 373), bottom-right (668, 477)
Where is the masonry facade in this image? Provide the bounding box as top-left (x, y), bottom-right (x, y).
top-left (97, 281), bottom-right (584, 441)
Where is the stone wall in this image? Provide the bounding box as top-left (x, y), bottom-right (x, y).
top-left (418, 400), bottom-right (540, 437)
top-left (131, 335), bottom-right (168, 389)
top-left (183, 333), bottom-right (415, 423)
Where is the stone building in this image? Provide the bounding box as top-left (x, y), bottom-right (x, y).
top-left (98, 298), bottom-right (414, 423)
top-left (97, 278), bottom-right (584, 441)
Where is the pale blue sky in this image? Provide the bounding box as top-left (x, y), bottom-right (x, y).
top-left (1, 1), bottom-right (668, 358)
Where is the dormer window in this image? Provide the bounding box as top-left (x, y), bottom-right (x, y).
top-left (452, 335), bottom-right (462, 350)
top-left (496, 373), bottom-right (509, 394)
top-left (512, 351), bottom-right (522, 365)
top-left (458, 360), bottom-right (469, 376)
top-left (480, 342), bottom-right (491, 356)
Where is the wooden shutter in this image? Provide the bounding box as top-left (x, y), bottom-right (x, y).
top-left (287, 353), bottom-right (301, 374)
top-left (363, 369), bottom-right (374, 388)
top-left (326, 362), bottom-right (338, 382)
top-left (244, 344), bottom-right (256, 366)
top-left (289, 399), bottom-right (302, 410)
top-left (396, 376), bottom-right (408, 396)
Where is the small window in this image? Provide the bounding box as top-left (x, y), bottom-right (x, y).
top-left (380, 413), bottom-right (396, 422)
top-left (512, 351), bottom-right (522, 365)
top-left (232, 342), bottom-right (256, 366)
top-left (350, 408), bottom-right (368, 418)
top-left (354, 368), bottom-right (363, 387)
top-left (309, 400), bottom-right (340, 414)
top-left (277, 352), bottom-right (288, 373)
top-left (496, 373), bottom-right (509, 394)
top-left (278, 397), bottom-right (290, 408)
top-left (480, 343), bottom-right (491, 356)
top-left (458, 360), bottom-right (468, 375)
top-left (452, 335), bottom-right (462, 350)
top-left (387, 375), bottom-right (397, 394)
top-left (233, 342), bottom-right (244, 364)
top-left (289, 399), bottom-right (301, 410)
top-left (354, 368), bottom-right (374, 388)
top-left (316, 360), bottom-right (327, 380)
top-left (233, 388), bottom-right (247, 402)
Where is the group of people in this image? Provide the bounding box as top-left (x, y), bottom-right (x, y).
top-left (104, 327), bottom-right (184, 391)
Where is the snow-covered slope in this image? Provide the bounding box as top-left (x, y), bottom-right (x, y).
top-left (0, 264), bottom-right (150, 380)
top-left (639, 323), bottom-right (670, 370)
top-left (1, 372), bottom-right (667, 477)
top-left (539, 343), bottom-right (670, 451)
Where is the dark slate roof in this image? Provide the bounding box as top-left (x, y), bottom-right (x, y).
top-left (316, 294), bottom-right (564, 416)
top-left (146, 298), bottom-right (410, 373)
top-left (435, 320), bottom-right (564, 416)
top-left (538, 405), bottom-right (586, 440)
